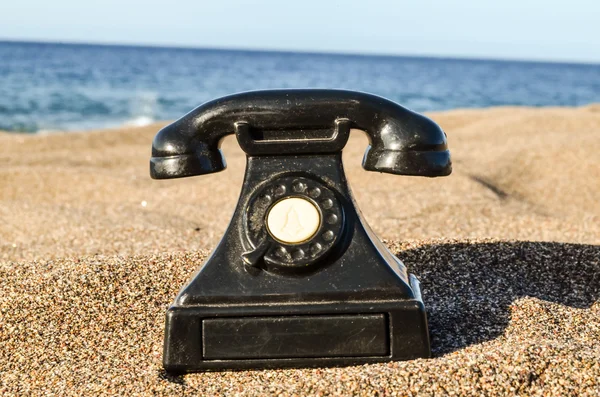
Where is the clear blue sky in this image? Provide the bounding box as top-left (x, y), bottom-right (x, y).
top-left (1, 0), bottom-right (599, 63)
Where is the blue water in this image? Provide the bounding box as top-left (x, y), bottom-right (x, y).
top-left (1, 40), bottom-right (600, 133)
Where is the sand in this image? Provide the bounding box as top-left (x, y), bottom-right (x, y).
top-left (1, 105), bottom-right (599, 396)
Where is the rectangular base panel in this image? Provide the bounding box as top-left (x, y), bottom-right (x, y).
top-left (203, 314), bottom-right (389, 359)
top-left (163, 300), bottom-right (430, 372)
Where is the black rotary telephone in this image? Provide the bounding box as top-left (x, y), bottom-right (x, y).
top-left (151, 89), bottom-right (451, 372)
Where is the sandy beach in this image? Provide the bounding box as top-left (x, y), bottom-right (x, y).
top-left (1, 105), bottom-right (599, 395)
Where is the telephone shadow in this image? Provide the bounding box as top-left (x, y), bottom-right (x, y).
top-left (396, 241), bottom-right (600, 356)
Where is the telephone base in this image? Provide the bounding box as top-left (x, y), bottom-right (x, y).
top-left (163, 275), bottom-right (430, 372)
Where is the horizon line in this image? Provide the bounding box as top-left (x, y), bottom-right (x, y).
top-left (2, 37), bottom-right (599, 67)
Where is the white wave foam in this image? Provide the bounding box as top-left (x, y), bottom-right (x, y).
top-left (125, 91), bottom-right (158, 128)
top-left (123, 116), bottom-right (155, 127)
top-left (36, 129), bottom-right (60, 135)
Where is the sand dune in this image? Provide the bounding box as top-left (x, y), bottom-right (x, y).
top-left (1, 106), bottom-right (599, 395)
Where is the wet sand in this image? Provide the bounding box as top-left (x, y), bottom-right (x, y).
top-left (1, 105), bottom-right (599, 395)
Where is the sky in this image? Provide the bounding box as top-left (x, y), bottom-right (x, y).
top-left (1, 0), bottom-right (599, 63)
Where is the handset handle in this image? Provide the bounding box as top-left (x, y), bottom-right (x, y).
top-left (150, 89), bottom-right (451, 179)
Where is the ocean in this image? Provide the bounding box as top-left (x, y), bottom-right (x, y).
top-left (1, 40), bottom-right (599, 133)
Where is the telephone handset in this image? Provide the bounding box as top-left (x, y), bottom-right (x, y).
top-left (150, 89), bottom-right (450, 179)
top-left (151, 89), bottom-right (451, 372)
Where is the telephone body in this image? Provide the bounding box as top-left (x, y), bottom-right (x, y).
top-left (150, 89), bottom-right (451, 372)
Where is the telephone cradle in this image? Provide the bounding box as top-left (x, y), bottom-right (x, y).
top-left (150, 89), bottom-right (452, 372)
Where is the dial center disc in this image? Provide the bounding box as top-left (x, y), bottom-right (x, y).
top-left (266, 197), bottom-right (321, 244)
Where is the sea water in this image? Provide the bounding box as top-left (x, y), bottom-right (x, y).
top-left (1, 40), bottom-right (599, 133)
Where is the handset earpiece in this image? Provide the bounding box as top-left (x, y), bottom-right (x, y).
top-left (150, 89), bottom-right (451, 179)
top-left (353, 100), bottom-right (452, 177)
